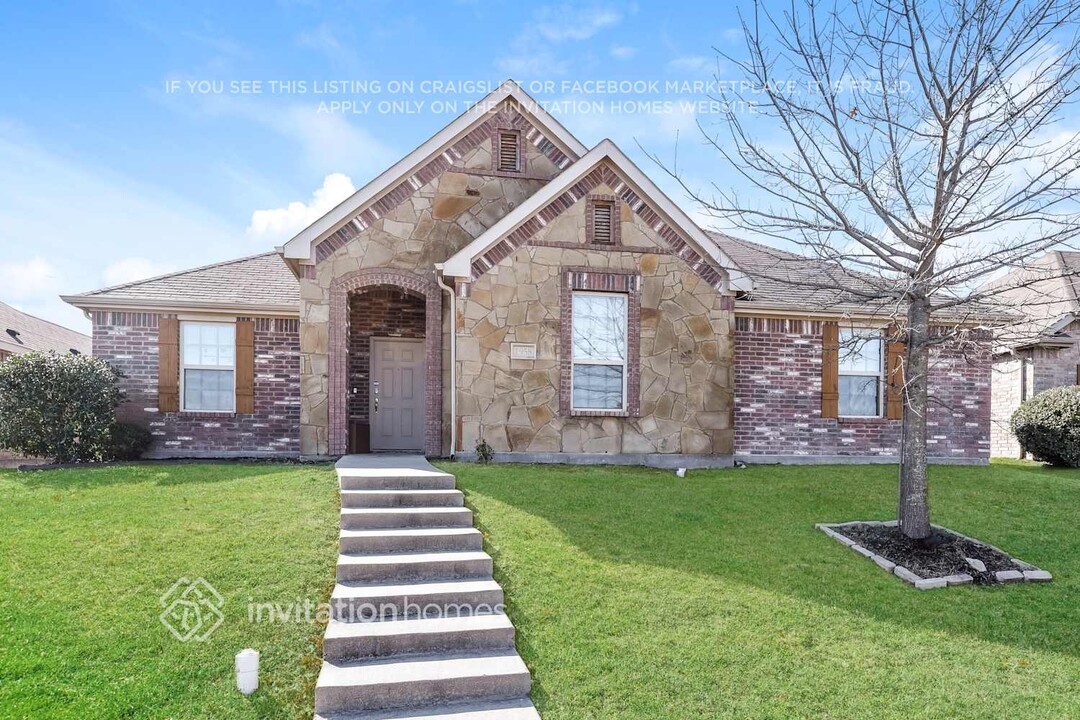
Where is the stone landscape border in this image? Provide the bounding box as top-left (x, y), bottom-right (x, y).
top-left (817, 521), bottom-right (1053, 590)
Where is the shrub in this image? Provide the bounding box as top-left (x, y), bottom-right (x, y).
top-left (109, 421), bottom-right (153, 460)
top-left (1011, 385), bottom-right (1080, 467)
top-left (475, 438), bottom-right (494, 464)
top-left (0, 352), bottom-right (122, 463)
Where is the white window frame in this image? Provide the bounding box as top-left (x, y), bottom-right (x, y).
top-left (838, 328), bottom-right (884, 418)
top-left (180, 321), bottom-right (236, 413)
top-left (570, 290), bottom-right (628, 412)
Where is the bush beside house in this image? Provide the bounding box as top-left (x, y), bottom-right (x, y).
top-left (0, 351), bottom-right (147, 463)
top-left (1011, 386), bottom-right (1080, 467)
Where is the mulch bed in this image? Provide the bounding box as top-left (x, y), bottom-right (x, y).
top-left (840, 523), bottom-right (1020, 585)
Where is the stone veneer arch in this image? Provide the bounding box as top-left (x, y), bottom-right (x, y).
top-left (329, 268), bottom-right (443, 456)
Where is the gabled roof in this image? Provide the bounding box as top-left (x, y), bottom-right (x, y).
top-left (280, 80), bottom-right (589, 264)
top-left (62, 252), bottom-right (299, 315)
top-left (0, 301), bottom-right (90, 356)
top-left (439, 139), bottom-right (751, 292)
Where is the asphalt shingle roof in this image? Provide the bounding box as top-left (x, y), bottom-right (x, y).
top-left (71, 252), bottom-right (299, 308)
top-left (0, 302), bottom-right (91, 356)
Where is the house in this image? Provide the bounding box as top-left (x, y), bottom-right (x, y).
top-left (984, 251), bottom-right (1080, 457)
top-left (0, 301), bottom-right (90, 361)
top-left (62, 81), bottom-right (991, 465)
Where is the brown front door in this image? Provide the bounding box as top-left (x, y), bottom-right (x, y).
top-left (370, 338), bottom-right (425, 451)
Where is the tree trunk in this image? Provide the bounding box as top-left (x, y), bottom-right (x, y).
top-left (898, 296), bottom-right (932, 540)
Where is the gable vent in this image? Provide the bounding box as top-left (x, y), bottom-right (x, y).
top-left (497, 131), bottom-right (519, 172)
top-left (592, 202), bottom-right (614, 245)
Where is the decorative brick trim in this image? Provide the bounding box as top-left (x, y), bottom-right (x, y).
top-left (471, 162), bottom-right (728, 292)
top-left (312, 109), bottom-right (572, 264)
top-left (329, 269), bottom-right (442, 456)
top-left (529, 239), bottom-right (666, 254)
top-left (586, 194), bottom-right (622, 245)
top-left (91, 311), bottom-right (159, 328)
top-left (559, 267), bottom-right (642, 418)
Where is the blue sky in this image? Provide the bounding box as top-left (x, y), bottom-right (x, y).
top-left (0, 1), bottom-right (752, 331)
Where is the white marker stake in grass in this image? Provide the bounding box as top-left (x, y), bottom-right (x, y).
top-left (236, 648), bottom-right (259, 695)
top-left (676, 468), bottom-right (687, 478)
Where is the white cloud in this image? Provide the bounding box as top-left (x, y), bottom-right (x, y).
top-left (102, 258), bottom-right (176, 287)
top-left (610, 45), bottom-right (637, 59)
top-left (497, 4), bottom-right (622, 78)
top-left (246, 173), bottom-right (357, 243)
top-left (534, 5), bottom-right (621, 41)
top-left (0, 258), bottom-right (60, 300)
top-left (668, 56), bottom-right (712, 73)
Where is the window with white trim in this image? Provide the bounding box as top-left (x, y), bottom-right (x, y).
top-left (838, 329), bottom-right (883, 417)
top-left (571, 292), bottom-right (627, 411)
top-left (181, 322), bottom-right (235, 412)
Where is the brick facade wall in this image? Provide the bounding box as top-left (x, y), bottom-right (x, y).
top-left (990, 319), bottom-right (1080, 457)
top-left (91, 311), bottom-right (300, 457)
top-left (347, 287), bottom-right (427, 422)
top-left (734, 317), bottom-right (991, 461)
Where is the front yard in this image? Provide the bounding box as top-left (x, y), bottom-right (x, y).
top-left (1, 460), bottom-right (1077, 718)
top-left (0, 463), bottom-right (339, 719)
top-left (446, 460), bottom-right (1080, 719)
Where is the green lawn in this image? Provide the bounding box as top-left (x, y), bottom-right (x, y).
top-left (2, 461), bottom-right (1077, 719)
top-left (442, 460), bottom-right (1080, 720)
top-left (0, 463), bottom-right (339, 720)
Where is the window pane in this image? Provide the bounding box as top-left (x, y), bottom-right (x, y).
top-left (573, 364), bottom-right (624, 409)
top-left (572, 294), bottom-right (626, 362)
top-left (839, 375), bottom-right (879, 416)
top-left (182, 323), bottom-right (235, 368)
top-left (839, 330), bottom-right (881, 373)
top-left (184, 369), bottom-right (234, 411)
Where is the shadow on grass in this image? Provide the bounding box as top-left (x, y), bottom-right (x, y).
top-left (446, 460), bottom-right (1080, 660)
top-left (7, 461), bottom-right (328, 490)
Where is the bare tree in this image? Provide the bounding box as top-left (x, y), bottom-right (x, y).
top-left (658, 0), bottom-right (1080, 539)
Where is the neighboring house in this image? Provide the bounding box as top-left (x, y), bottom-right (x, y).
top-left (984, 251), bottom-right (1080, 457)
top-left (62, 81), bottom-right (991, 464)
top-left (0, 301), bottom-right (90, 361)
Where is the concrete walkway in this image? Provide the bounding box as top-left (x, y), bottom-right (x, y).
top-left (315, 455), bottom-right (540, 720)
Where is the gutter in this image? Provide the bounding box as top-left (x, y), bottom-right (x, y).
top-left (434, 264), bottom-right (457, 459)
top-left (60, 295), bottom-right (300, 317)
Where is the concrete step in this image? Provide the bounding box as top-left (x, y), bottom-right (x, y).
top-left (338, 551), bottom-right (493, 583)
top-left (340, 528), bottom-right (484, 555)
top-left (314, 651), bottom-right (532, 715)
top-left (323, 613), bottom-right (515, 661)
top-left (314, 698), bottom-right (541, 720)
top-left (331, 579), bottom-right (504, 621)
top-left (339, 470), bottom-right (457, 491)
top-left (342, 490), bottom-right (464, 508)
top-left (341, 507), bottom-right (473, 530)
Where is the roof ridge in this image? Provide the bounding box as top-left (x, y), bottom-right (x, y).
top-left (78, 251), bottom-right (280, 297)
top-left (706, 232), bottom-right (804, 261)
top-left (0, 300), bottom-right (90, 339)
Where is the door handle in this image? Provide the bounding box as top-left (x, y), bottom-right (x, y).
top-left (373, 380), bottom-right (380, 414)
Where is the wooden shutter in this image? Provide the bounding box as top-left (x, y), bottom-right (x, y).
top-left (821, 322), bottom-right (839, 419)
top-left (235, 319), bottom-right (255, 414)
top-left (1075, 364), bottom-right (1080, 386)
top-left (886, 327), bottom-right (906, 420)
top-left (592, 202), bottom-right (614, 244)
top-left (158, 317), bottom-right (179, 412)
top-left (497, 131), bottom-right (519, 172)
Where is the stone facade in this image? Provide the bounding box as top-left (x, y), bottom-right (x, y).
top-left (299, 104), bottom-right (567, 456)
top-left (734, 317), bottom-right (991, 462)
top-left (91, 311), bottom-right (300, 456)
top-left (991, 319), bottom-right (1080, 457)
top-left (456, 179), bottom-right (736, 456)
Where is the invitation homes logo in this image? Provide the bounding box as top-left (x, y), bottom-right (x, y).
top-left (159, 577), bottom-right (226, 642)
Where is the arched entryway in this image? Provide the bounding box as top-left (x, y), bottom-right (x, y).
top-left (329, 269), bottom-right (442, 456)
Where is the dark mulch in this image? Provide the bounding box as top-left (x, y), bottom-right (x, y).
top-left (839, 523), bottom-right (1026, 585)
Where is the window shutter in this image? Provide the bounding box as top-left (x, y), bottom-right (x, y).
top-left (497, 131), bottom-right (519, 172)
top-left (235, 319), bottom-right (255, 414)
top-left (1075, 363), bottom-right (1080, 385)
top-left (886, 327), bottom-right (906, 420)
top-left (158, 317), bottom-right (179, 412)
top-left (592, 202), bottom-right (614, 244)
top-left (821, 322), bottom-right (839, 419)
